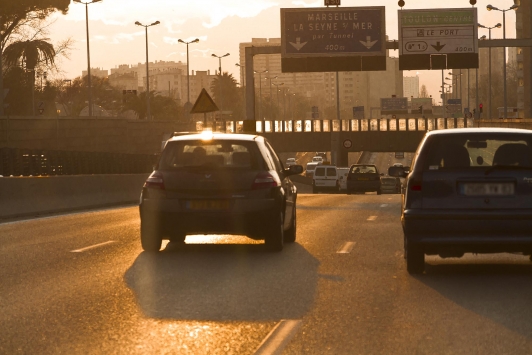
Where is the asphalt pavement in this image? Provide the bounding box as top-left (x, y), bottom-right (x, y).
top-left (1, 177), bottom-right (532, 354)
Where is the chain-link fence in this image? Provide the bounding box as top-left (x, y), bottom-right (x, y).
top-left (0, 148), bottom-right (158, 177)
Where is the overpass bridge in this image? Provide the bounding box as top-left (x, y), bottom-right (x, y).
top-left (202, 118), bottom-right (532, 156)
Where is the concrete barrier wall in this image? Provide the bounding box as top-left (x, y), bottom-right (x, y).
top-left (0, 174), bottom-right (149, 219)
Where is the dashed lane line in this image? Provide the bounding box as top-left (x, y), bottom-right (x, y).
top-left (380, 204), bottom-right (388, 207)
top-left (254, 320), bottom-right (302, 355)
top-left (337, 242), bottom-right (356, 254)
top-left (70, 241), bottom-right (116, 253)
top-left (367, 216), bottom-right (377, 221)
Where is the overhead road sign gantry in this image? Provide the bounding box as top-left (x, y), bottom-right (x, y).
top-left (381, 97), bottom-right (408, 114)
top-left (398, 8), bottom-right (478, 70)
top-left (281, 7), bottom-right (386, 73)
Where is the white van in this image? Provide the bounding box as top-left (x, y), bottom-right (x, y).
top-left (337, 167), bottom-right (350, 192)
top-left (312, 165), bottom-right (339, 193)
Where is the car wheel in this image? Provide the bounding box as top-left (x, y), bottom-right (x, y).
top-left (284, 206), bottom-right (297, 243)
top-left (347, 189), bottom-right (352, 195)
top-left (265, 212), bottom-right (284, 252)
top-left (377, 189), bottom-right (382, 195)
top-left (312, 185), bottom-right (318, 194)
top-left (405, 235), bottom-right (424, 274)
top-left (140, 218), bottom-right (162, 252)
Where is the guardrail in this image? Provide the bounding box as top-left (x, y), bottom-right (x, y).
top-left (0, 147), bottom-right (158, 177)
top-left (195, 117), bottom-right (517, 133)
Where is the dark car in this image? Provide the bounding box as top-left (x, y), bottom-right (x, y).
top-left (389, 128), bottom-right (532, 274)
top-left (139, 132), bottom-right (303, 252)
top-left (346, 164), bottom-right (383, 195)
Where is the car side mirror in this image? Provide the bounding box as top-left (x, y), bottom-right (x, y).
top-left (388, 166), bottom-right (407, 177)
top-left (286, 164), bottom-right (303, 176)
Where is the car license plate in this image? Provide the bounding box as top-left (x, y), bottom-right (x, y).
top-left (357, 178), bottom-right (369, 181)
top-left (462, 183), bottom-right (515, 196)
top-left (187, 200), bottom-right (230, 210)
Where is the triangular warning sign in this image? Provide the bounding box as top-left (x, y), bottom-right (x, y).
top-left (190, 88), bottom-right (219, 114)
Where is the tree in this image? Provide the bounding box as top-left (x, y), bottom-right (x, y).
top-left (419, 84), bottom-right (430, 98)
top-left (122, 90), bottom-right (182, 121)
top-left (0, 0), bottom-right (70, 115)
top-left (3, 38), bottom-right (56, 115)
top-left (210, 72), bottom-right (243, 120)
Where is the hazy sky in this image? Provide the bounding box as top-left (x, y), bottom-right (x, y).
top-left (46, 0), bottom-right (518, 100)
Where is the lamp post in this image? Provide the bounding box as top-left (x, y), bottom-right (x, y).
top-left (73, 0), bottom-right (102, 117)
top-left (272, 82), bottom-right (284, 119)
top-left (487, 4), bottom-right (519, 119)
top-left (478, 22), bottom-right (502, 120)
top-left (211, 53), bottom-right (230, 124)
top-left (254, 69), bottom-right (268, 120)
top-left (266, 75), bottom-right (277, 119)
top-left (135, 20), bottom-right (160, 120)
top-left (178, 38), bottom-right (199, 110)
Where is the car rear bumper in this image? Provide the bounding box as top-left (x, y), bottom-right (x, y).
top-left (140, 198), bottom-right (278, 239)
top-left (403, 209), bottom-right (532, 253)
top-left (347, 181), bottom-right (380, 192)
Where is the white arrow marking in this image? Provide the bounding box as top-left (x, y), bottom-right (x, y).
top-left (360, 36), bottom-right (378, 49)
top-left (289, 37), bottom-right (307, 51)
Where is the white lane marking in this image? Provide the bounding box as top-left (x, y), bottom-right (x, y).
top-left (254, 320), bottom-right (302, 355)
top-left (388, 198), bottom-right (392, 200)
top-left (337, 242), bottom-right (356, 254)
top-left (71, 241), bottom-right (116, 253)
top-left (380, 204), bottom-right (388, 208)
top-left (367, 216), bottom-right (377, 221)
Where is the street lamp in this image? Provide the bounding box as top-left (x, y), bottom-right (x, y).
top-left (211, 53), bottom-right (230, 124)
top-left (254, 69), bottom-right (268, 120)
top-left (135, 20), bottom-right (160, 120)
top-left (266, 75), bottom-right (278, 119)
top-left (478, 22), bottom-right (502, 119)
top-left (272, 82), bottom-right (284, 119)
top-left (178, 38), bottom-right (199, 110)
top-left (73, 0), bottom-right (102, 117)
top-left (487, 4), bottom-right (519, 119)
top-left (235, 63), bottom-right (245, 87)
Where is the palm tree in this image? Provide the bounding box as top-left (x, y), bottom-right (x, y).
top-left (3, 39), bottom-right (56, 115)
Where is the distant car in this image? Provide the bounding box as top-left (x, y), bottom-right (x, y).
top-left (312, 165), bottom-right (339, 193)
top-left (312, 156), bottom-right (324, 163)
top-left (139, 132), bottom-right (303, 252)
top-left (337, 167), bottom-right (350, 192)
top-left (389, 128), bottom-right (532, 274)
top-left (285, 158), bottom-right (296, 166)
top-left (380, 176), bottom-right (401, 194)
top-left (305, 162), bottom-right (319, 178)
top-left (393, 163), bottom-right (403, 167)
top-left (346, 164), bottom-right (383, 195)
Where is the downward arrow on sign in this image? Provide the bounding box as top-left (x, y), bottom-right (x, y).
top-left (360, 36), bottom-right (378, 49)
top-left (289, 37), bottom-right (307, 51)
top-left (431, 42), bottom-right (446, 52)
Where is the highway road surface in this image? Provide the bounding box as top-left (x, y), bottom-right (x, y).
top-left (2, 190), bottom-right (532, 354)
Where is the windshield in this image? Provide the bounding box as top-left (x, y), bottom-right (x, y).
top-left (159, 140), bottom-right (263, 170)
top-left (424, 133), bottom-right (532, 170)
top-left (350, 165), bottom-right (377, 173)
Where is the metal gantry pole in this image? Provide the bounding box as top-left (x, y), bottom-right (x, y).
top-left (145, 26), bottom-right (151, 120)
top-left (488, 28), bottom-right (492, 120)
top-left (503, 10), bottom-right (507, 119)
top-left (442, 70), bottom-right (446, 119)
top-left (85, 3), bottom-right (93, 117)
top-left (475, 68), bottom-right (479, 119)
top-left (186, 43), bottom-right (190, 104)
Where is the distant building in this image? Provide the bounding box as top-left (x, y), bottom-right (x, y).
top-left (137, 60), bottom-right (187, 92)
top-left (108, 72), bottom-right (138, 91)
top-left (81, 67), bottom-right (108, 79)
top-left (403, 75), bottom-right (420, 99)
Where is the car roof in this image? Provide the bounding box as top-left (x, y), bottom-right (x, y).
top-left (168, 132), bottom-right (261, 142)
top-left (426, 128), bottom-right (532, 136)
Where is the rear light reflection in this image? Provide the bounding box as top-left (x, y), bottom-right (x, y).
top-left (144, 171), bottom-right (165, 190)
top-left (252, 172), bottom-right (281, 189)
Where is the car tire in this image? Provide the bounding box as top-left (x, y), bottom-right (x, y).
top-left (265, 212), bottom-right (284, 252)
top-left (312, 185), bottom-right (318, 194)
top-left (405, 235), bottom-right (424, 274)
top-left (377, 189), bottom-right (382, 195)
top-left (140, 219), bottom-right (162, 252)
top-left (284, 206), bottom-right (297, 243)
top-left (347, 189), bottom-right (352, 195)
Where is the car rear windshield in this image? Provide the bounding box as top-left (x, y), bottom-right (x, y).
top-left (423, 133), bottom-right (532, 170)
top-left (381, 177), bottom-right (397, 185)
top-left (350, 165), bottom-right (377, 174)
top-left (159, 140), bottom-right (263, 170)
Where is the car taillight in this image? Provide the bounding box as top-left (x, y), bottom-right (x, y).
top-left (410, 183), bottom-right (422, 191)
top-left (252, 172), bottom-right (281, 189)
top-left (144, 171), bottom-right (165, 190)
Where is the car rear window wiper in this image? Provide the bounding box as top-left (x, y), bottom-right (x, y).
top-left (485, 165), bottom-right (532, 175)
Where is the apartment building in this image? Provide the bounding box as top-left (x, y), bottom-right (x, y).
top-left (403, 75), bottom-right (420, 99)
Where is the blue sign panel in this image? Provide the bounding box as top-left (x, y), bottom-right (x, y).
top-left (381, 97), bottom-right (408, 111)
top-left (281, 7), bottom-right (386, 58)
top-left (447, 99), bottom-right (462, 105)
